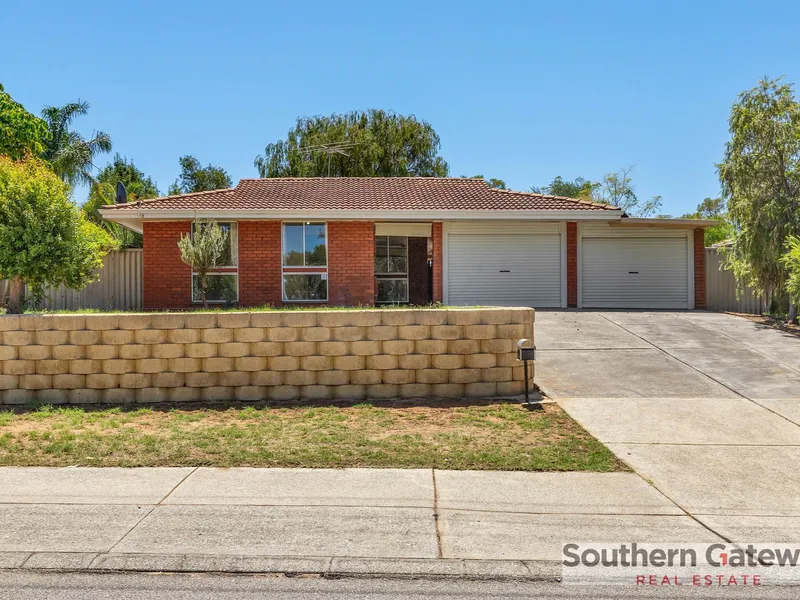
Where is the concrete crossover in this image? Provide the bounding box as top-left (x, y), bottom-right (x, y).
top-left (539, 310), bottom-right (800, 540)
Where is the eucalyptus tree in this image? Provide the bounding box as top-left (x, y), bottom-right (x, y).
top-left (531, 176), bottom-right (599, 199)
top-left (39, 101), bottom-right (112, 186)
top-left (254, 110), bottom-right (449, 178)
top-left (718, 77), bottom-right (800, 321)
top-left (532, 169), bottom-right (662, 217)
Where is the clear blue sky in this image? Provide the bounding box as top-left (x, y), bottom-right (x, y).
top-left (3, 0), bottom-right (799, 215)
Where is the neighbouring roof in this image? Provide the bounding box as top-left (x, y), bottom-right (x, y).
top-left (102, 177), bottom-right (621, 213)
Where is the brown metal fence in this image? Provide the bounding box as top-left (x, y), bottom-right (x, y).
top-left (0, 249), bottom-right (143, 311)
top-left (705, 248), bottom-right (769, 314)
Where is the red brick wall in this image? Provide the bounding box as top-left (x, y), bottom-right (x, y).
top-left (238, 221), bottom-right (282, 307)
top-left (566, 222), bottom-right (578, 308)
top-left (432, 222), bottom-right (443, 303)
top-left (326, 221), bottom-right (375, 306)
top-left (694, 228), bottom-right (706, 309)
top-left (143, 220), bottom-right (377, 309)
top-left (143, 221), bottom-right (192, 310)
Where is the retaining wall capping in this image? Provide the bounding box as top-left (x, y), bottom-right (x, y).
top-left (0, 308), bottom-right (534, 405)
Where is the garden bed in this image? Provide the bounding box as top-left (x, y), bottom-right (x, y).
top-left (729, 312), bottom-right (800, 338)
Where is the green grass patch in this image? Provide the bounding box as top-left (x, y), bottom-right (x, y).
top-left (0, 403), bottom-right (623, 471)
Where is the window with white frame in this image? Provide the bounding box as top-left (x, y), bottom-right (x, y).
top-left (190, 221), bottom-right (239, 303)
top-left (375, 235), bottom-right (408, 303)
top-left (282, 222), bottom-right (328, 301)
top-left (191, 273), bottom-right (238, 303)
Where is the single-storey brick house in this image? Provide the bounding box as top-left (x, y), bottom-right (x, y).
top-left (100, 177), bottom-right (713, 311)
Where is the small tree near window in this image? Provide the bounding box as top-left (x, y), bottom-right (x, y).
top-left (177, 219), bottom-right (228, 308)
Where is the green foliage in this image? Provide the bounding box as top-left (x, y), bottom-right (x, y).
top-left (168, 155), bottom-right (232, 195)
top-left (598, 167), bottom-right (662, 217)
top-left (461, 174), bottom-right (506, 189)
top-left (0, 86), bottom-right (50, 159)
top-left (532, 175), bottom-right (599, 199)
top-left (39, 101), bottom-right (112, 187)
top-left (781, 236), bottom-right (800, 310)
top-left (718, 77), bottom-right (800, 296)
top-left (177, 219), bottom-right (229, 308)
top-left (0, 157), bottom-right (116, 312)
top-left (532, 168), bottom-right (662, 216)
top-left (254, 109), bottom-right (449, 178)
top-left (83, 155), bottom-right (160, 248)
top-left (681, 197), bottom-right (735, 246)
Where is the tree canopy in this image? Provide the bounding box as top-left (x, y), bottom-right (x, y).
top-left (461, 175), bottom-right (506, 189)
top-left (254, 110), bottom-right (449, 178)
top-left (681, 197), bottom-right (734, 246)
top-left (39, 101), bottom-right (112, 187)
top-left (0, 156), bottom-right (116, 312)
top-left (83, 154), bottom-right (160, 248)
top-left (0, 86), bottom-right (50, 160)
top-left (718, 76), bottom-right (800, 318)
top-left (532, 168), bottom-right (662, 217)
top-left (531, 175), bottom-right (599, 199)
top-left (168, 155), bottom-right (232, 195)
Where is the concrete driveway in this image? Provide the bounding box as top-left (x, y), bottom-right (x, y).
top-left (536, 310), bottom-right (800, 542)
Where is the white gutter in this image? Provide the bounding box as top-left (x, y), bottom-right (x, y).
top-left (99, 208), bottom-right (625, 234)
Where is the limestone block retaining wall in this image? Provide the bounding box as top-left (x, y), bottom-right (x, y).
top-left (0, 308), bottom-right (534, 405)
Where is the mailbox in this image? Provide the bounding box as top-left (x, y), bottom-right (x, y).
top-left (516, 339), bottom-right (535, 402)
top-left (516, 339), bottom-right (535, 361)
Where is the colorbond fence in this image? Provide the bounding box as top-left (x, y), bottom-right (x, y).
top-left (705, 248), bottom-right (769, 315)
top-left (0, 249), bottom-right (143, 312)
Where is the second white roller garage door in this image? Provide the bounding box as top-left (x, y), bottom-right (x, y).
top-left (581, 236), bottom-right (689, 309)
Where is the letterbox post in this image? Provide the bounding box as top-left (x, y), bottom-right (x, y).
top-left (516, 339), bottom-right (536, 402)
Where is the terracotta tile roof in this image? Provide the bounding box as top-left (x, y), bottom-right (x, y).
top-left (103, 177), bottom-right (620, 212)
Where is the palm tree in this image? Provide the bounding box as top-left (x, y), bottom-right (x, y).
top-left (40, 101), bottom-right (112, 186)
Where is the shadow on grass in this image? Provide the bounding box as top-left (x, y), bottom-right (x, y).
top-left (6, 389), bottom-right (546, 416)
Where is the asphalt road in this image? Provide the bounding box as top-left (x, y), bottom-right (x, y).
top-left (1, 572), bottom-right (798, 600)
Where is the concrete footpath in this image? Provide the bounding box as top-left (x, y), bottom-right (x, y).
top-left (0, 467), bottom-right (720, 579)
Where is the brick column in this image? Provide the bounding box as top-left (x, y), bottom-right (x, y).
top-left (328, 221), bottom-right (375, 306)
top-left (238, 221), bottom-right (282, 307)
top-left (143, 221), bottom-right (192, 310)
top-left (566, 222), bottom-right (578, 308)
top-left (694, 228), bottom-right (706, 309)
top-left (432, 222), bottom-right (443, 303)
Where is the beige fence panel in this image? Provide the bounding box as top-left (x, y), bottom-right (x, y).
top-left (705, 248), bottom-right (769, 314)
top-left (1, 249), bottom-right (143, 311)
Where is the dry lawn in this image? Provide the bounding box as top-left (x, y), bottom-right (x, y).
top-left (0, 402), bottom-right (623, 471)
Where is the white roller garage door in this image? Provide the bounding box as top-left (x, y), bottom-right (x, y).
top-left (446, 222), bottom-right (562, 307)
top-left (581, 237), bottom-right (688, 309)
